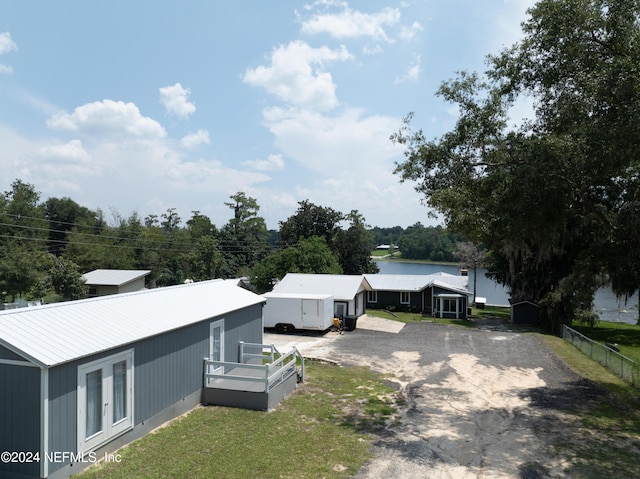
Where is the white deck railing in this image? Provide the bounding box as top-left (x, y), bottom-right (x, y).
top-left (203, 345), bottom-right (304, 393)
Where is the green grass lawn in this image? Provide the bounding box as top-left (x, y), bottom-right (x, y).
top-left (366, 308), bottom-right (477, 328)
top-left (472, 305), bottom-right (511, 319)
top-left (571, 320), bottom-right (640, 363)
top-left (75, 362), bottom-right (400, 479)
top-left (370, 249), bottom-right (392, 257)
top-left (538, 333), bottom-right (640, 477)
top-left (366, 305), bottom-right (511, 327)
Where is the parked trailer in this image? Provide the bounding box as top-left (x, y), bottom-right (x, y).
top-left (262, 293), bottom-right (334, 332)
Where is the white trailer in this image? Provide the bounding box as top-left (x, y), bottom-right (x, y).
top-left (262, 293), bottom-right (334, 332)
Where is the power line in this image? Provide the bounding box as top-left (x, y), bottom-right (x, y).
top-left (0, 219), bottom-right (287, 249)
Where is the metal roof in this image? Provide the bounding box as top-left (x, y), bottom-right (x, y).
top-left (263, 292), bottom-right (333, 300)
top-left (364, 273), bottom-right (470, 295)
top-left (82, 269), bottom-right (151, 286)
top-left (271, 273), bottom-right (371, 300)
top-left (0, 279), bottom-right (264, 368)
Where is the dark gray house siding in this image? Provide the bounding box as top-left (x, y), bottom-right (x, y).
top-left (368, 286), bottom-right (468, 318)
top-left (368, 290), bottom-right (431, 313)
top-left (0, 363), bottom-right (40, 479)
top-left (0, 301), bottom-right (264, 479)
top-left (0, 344), bottom-right (27, 361)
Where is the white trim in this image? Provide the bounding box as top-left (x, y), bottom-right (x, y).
top-left (0, 358), bottom-right (39, 367)
top-left (77, 349), bottom-right (134, 454)
top-left (400, 291), bottom-right (410, 304)
top-left (210, 319), bottom-right (225, 360)
top-left (367, 290), bottom-right (378, 303)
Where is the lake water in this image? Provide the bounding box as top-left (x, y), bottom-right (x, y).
top-left (374, 259), bottom-right (639, 324)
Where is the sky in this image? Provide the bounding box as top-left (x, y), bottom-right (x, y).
top-left (0, 0), bottom-right (536, 230)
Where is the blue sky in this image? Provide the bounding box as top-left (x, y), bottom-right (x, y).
top-left (0, 0), bottom-right (535, 229)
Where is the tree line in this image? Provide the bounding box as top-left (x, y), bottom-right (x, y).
top-left (0, 181), bottom-right (385, 301)
top-left (370, 223), bottom-right (463, 262)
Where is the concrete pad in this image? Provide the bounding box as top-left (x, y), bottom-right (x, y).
top-left (356, 315), bottom-right (405, 334)
top-left (263, 329), bottom-right (341, 357)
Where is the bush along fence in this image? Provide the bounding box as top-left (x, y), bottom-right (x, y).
top-left (562, 325), bottom-right (640, 388)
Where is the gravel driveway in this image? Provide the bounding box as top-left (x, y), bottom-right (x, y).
top-left (267, 317), bottom-right (607, 478)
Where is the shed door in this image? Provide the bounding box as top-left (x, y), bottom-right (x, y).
top-left (302, 299), bottom-right (317, 328)
top-left (210, 319), bottom-right (225, 374)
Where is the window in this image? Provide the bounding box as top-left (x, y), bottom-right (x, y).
top-left (400, 292), bottom-right (410, 304)
top-left (367, 291), bottom-right (378, 303)
top-left (78, 350), bottom-right (133, 453)
top-left (442, 298), bottom-right (457, 312)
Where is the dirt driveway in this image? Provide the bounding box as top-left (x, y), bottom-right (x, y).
top-left (266, 317), bottom-right (606, 478)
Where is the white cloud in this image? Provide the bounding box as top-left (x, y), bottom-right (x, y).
top-left (394, 56), bottom-right (421, 84)
top-left (243, 40), bottom-right (352, 111)
top-left (180, 129), bottom-right (210, 150)
top-left (159, 83), bottom-right (196, 118)
top-left (0, 32), bottom-right (17, 54)
top-left (242, 153), bottom-right (285, 171)
top-left (301, 6), bottom-right (401, 42)
top-left (399, 21), bottom-right (423, 41)
top-left (162, 158), bottom-right (271, 193)
top-left (36, 139), bottom-right (91, 162)
top-left (46, 99), bottom-right (166, 139)
top-left (31, 140), bottom-right (100, 178)
top-left (362, 44), bottom-right (383, 55)
top-left (261, 106), bottom-right (402, 173)
top-left (0, 32), bottom-right (17, 74)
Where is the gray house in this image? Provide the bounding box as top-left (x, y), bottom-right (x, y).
top-left (364, 273), bottom-right (471, 319)
top-left (0, 279), bottom-right (266, 479)
top-left (271, 273), bottom-right (371, 318)
top-left (82, 269), bottom-right (151, 297)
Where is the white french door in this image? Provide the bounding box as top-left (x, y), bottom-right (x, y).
top-left (78, 350), bottom-right (133, 452)
top-left (210, 319), bottom-right (225, 373)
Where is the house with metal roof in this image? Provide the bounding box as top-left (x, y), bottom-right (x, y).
top-left (271, 273), bottom-right (372, 318)
top-left (82, 269), bottom-right (151, 297)
top-left (0, 279), bottom-right (296, 479)
top-left (364, 273), bottom-right (472, 319)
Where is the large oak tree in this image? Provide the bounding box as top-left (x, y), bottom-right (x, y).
top-left (392, 0), bottom-right (640, 332)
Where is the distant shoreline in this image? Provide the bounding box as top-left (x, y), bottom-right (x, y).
top-left (373, 257), bottom-right (460, 267)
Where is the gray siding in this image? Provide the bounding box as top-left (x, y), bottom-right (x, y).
top-left (0, 344), bottom-right (29, 361)
top-left (48, 364), bottom-right (79, 473)
top-left (224, 304), bottom-right (263, 360)
top-left (0, 364), bottom-right (40, 479)
top-left (45, 302), bottom-right (263, 476)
